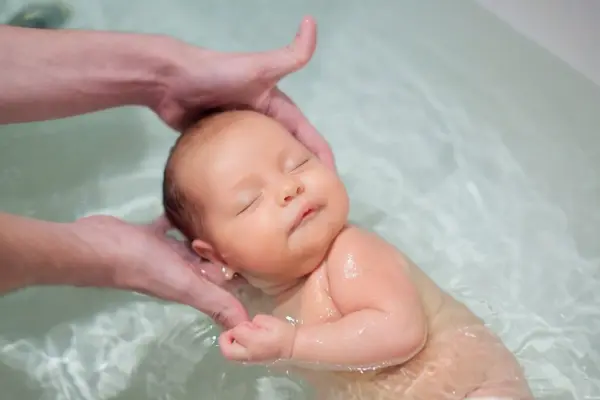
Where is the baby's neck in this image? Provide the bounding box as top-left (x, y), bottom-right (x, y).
top-left (244, 276), bottom-right (304, 297)
top-left (246, 225), bottom-right (349, 299)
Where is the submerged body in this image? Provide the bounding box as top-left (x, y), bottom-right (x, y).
top-left (269, 225), bottom-right (532, 399)
top-left (161, 109), bottom-right (533, 399)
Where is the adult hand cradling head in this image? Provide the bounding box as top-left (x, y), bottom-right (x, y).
top-left (151, 17), bottom-right (334, 167)
top-left (0, 16), bottom-right (333, 329)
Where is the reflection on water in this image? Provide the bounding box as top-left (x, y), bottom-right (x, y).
top-left (0, 298), bottom-right (311, 399)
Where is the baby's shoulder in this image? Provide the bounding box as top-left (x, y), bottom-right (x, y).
top-left (321, 225), bottom-right (427, 321)
top-left (325, 225), bottom-right (411, 278)
top-left (328, 225), bottom-right (380, 253)
top-left (327, 225), bottom-right (404, 262)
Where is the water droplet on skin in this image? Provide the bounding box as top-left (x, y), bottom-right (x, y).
top-left (343, 254), bottom-right (359, 279)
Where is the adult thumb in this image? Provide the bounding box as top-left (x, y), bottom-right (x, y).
top-left (187, 279), bottom-right (250, 329)
top-left (256, 16), bottom-right (317, 80)
top-left (149, 213), bottom-right (173, 234)
top-left (214, 299), bottom-right (250, 330)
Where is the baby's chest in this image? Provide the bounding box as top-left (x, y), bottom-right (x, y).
top-left (273, 266), bottom-right (342, 326)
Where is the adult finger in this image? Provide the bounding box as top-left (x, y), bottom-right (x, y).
top-left (253, 16), bottom-right (317, 81)
top-left (195, 261), bottom-right (231, 287)
top-left (264, 87), bottom-right (336, 170)
top-left (148, 213), bottom-right (173, 234)
top-left (186, 278), bottom-right (250, 329)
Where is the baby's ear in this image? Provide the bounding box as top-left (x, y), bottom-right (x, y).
top-left (191, 239), bottom-right (218, 263)
top-left (191, 239), bottom-right (237, 281)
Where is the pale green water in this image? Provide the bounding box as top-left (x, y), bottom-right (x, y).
top-left (1, 1), bottom-right (599, 399)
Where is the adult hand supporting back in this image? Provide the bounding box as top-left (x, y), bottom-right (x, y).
top-left (0, 17), bottom-right (333, 329)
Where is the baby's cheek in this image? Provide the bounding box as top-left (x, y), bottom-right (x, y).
top-left (222, 229), bottom-right (282, 269)
top-left (307, 170), bottom-right (345, 198)
top-left (219, 204), bottom-right (293, 267)
top-left (301, 170), bottom-right (325, 189)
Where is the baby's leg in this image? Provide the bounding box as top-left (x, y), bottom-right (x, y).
top-left (308, 325), bottom-right (489, 400)
top-left (310, 329), bottom-right (487, 400)
top-left (306, 325), bottom-right (532, 400)
top-left (403, 325), bottom-right (532, 400)
top-left (465, 343), bottom-right (533, 400)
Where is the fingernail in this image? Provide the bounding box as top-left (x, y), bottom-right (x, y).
top-left (218, 305), bottom-right (250, 329)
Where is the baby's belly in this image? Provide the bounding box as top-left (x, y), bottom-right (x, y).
top-left (307, 324), bottom-right (530, 400)
top-left (273, 269), bottom-right (530, 398)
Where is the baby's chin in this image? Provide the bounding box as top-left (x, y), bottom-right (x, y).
top-left (287, 234), bottom-right (340, 272)
top-left (225, 221), bottom-right (345, 281)
top-left (232, 242), bottom-right (326, 281)
top-left (292, 219), bottom-right (345, 251)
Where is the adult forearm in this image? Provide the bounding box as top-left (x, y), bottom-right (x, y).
top-left (0, 25), bottom-right (174, 124)
top-left (0, 213), bottom-right (111, 294)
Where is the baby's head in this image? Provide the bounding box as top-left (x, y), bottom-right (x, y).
top-left (163, 108), bottom-right (349, 293)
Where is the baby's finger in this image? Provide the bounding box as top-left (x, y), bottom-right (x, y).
top-left (229, 321), bottom-right (261, 345)
top-left (219, 331), bottom-right (251, 361)
top-left (252, 314), bottom-right (277, 327)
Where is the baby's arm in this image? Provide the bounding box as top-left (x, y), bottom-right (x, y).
top-left (289, 227), bottom-right (428, 369)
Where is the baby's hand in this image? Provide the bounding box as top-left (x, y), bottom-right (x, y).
top-left (219, 314), bottom-right (296, 363)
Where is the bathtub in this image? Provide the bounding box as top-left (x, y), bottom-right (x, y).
top-left (0, 0), bottom-right (598, 399)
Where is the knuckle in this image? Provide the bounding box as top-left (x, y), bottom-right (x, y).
top-left (252, 314), bottom-right (266, 323)
top-left (211, 310), bottom-right (226, 325)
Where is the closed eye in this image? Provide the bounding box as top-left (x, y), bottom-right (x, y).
top-left (292, 157), bottom-right (311, 170)
top-left (237, 195), bottom-right (260, 215)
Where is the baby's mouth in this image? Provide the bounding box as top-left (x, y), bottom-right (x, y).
top-left (290, 205), bottom-right (321, 232)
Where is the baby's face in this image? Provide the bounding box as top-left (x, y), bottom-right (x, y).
top-left (184, 111), bottom-right (349, 284)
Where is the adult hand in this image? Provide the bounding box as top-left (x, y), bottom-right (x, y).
top-left (0, 16), bottom-right (332, 328)
top-left (153, 16), bottom-right (335, 169)
top-left (72, 214), bottom-right (249, 329)
top-left (1, 16), bottom-right (333, 168)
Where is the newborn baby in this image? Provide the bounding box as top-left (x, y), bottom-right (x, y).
top-left (162, 109), bottom-right (533, 400)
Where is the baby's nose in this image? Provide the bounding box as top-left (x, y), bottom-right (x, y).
top-left (280, 179), bottom-right (304, 204)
